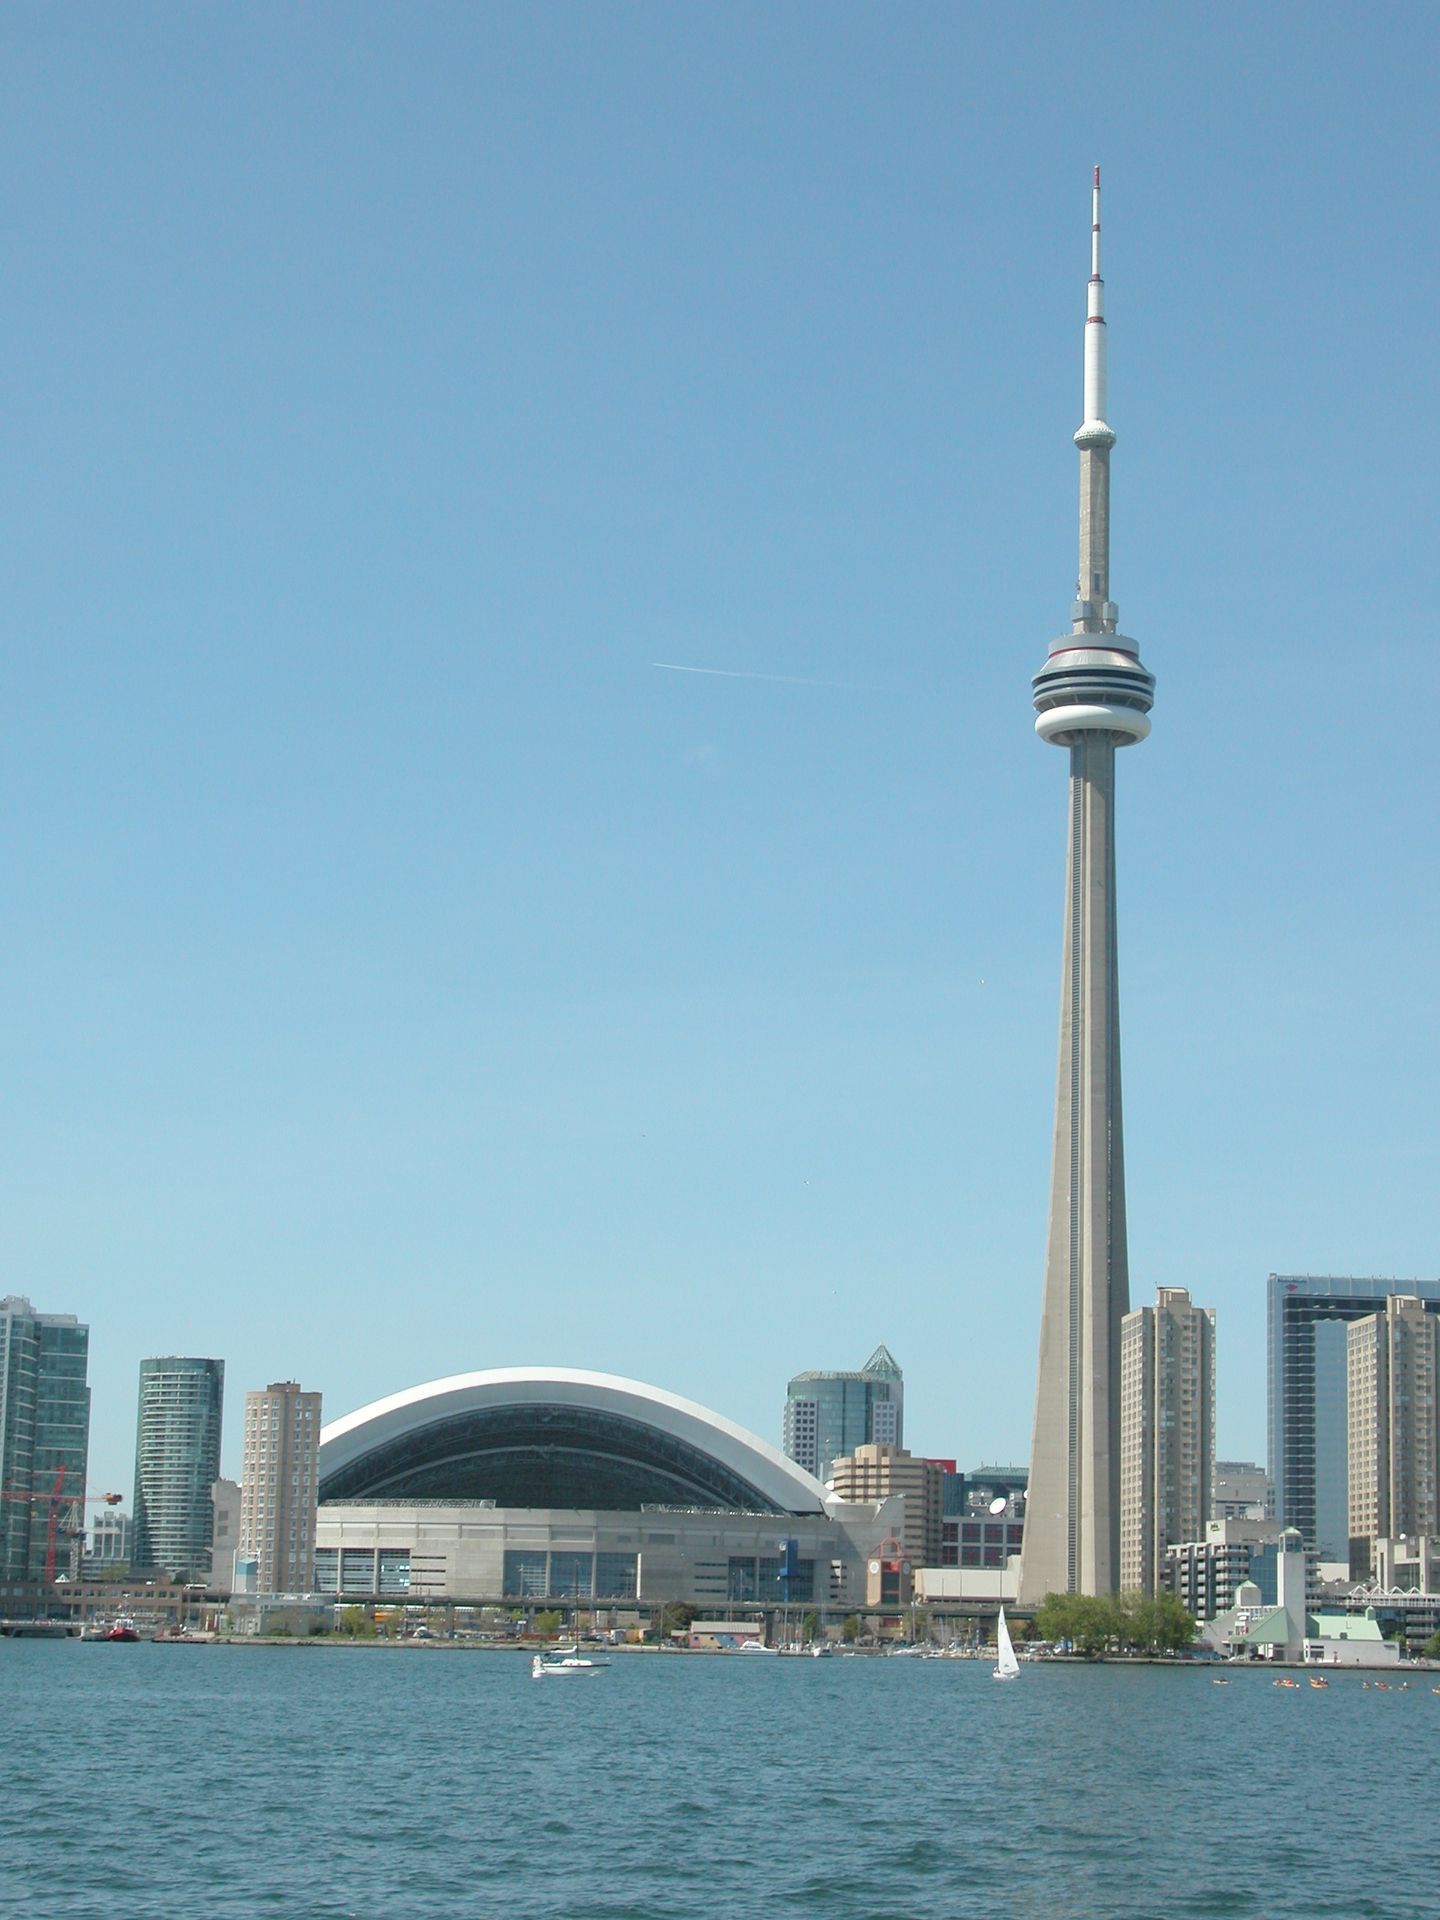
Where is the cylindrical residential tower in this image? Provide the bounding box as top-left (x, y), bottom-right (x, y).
top-left (1019, 171), bottom-right (1155, 1603)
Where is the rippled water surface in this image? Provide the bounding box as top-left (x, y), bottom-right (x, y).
top-left (3, 1643), bottom-right (1438, 1917)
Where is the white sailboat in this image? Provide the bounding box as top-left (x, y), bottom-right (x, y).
top-left (992, 1606), bottom-right (1020, 1682)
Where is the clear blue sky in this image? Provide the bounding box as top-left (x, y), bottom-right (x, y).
top-left (3, 4), bottom-right (1436, 1499)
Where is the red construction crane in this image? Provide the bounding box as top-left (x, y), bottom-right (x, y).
top-left (0, 1474), bottom-right (123, 1583)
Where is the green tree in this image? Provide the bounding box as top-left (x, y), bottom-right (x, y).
top-left (338, 1606), bottom-right (375, 1639)
top-left (533, 1609), bottom-right (565, 1635)
top-left (1034, 1589), bottom-right (1196, 1655)
top-left (841, 1613), bottom-right (862, 1644)
top-left (799, 1611), bottom-right (820, 1644)
top-left (654, 1602), bottom-right (696, 1638)
top-left (1422, 1629), bottom-right (1440, 1660)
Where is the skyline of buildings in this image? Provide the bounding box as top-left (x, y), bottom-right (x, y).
top-left (1119, 1287), bottom-right (1216, 1594)
top-left (1020, 169), bottom-right (1156, 1604)
top-left (0, 1271), bottom-right (1434, 1619)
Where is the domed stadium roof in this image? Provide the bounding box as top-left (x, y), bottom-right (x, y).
top-left (318, 1368), bottom-right (827, 1515)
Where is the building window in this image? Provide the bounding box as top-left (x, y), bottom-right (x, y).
top-left (377, 1551), bottom-right (410, 1596)
top-left (728, 1557), bottom-right (757, 1602)
top-left (340, 1548), bottom-right (375, 1594)
top-left (313, 1549), bottom-right (338, 1593)
top-left (502, 1551), bottom-right (548, 1600)
top-left (550, 1553), bottom-right (593, 1600)
top-left (595, 1553), bottom-right (637, 1599)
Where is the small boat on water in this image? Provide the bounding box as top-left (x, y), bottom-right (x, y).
top-left (738, 1639), bottom-right (778, 1655)
top-left (1308, 1676), bottom-right (1328, 1689)
top-left (992, 1606), bottom-right (1020, 1683)
top-left (531, 1644), bottom-right (609, 1679)
top-left (1273, 1676), bottom-right (1299, 1689)
top-left (84, 1618), bottom-right (142, 1642)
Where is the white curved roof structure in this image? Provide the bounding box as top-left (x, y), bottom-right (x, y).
top-left (319, 1367), bottom-right (827, 1516)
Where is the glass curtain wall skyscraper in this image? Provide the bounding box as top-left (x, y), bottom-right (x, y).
top-left (0, 1296), bottom-right (91, 1583)
top-left (1267, 1274), bottom-right (1440, 1560)
top-left (782, 1345), bottom-right (903, 1485)
top-left (131, 1357), bottom-right (225, 1578)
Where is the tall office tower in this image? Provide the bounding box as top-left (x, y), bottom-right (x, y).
top-left (1267, 1273), bottom-right (1440, 1559)
top-left (130, 1357), bottom-right (225, 1578)
top-left (1019, 172), bottom-right (1155, 1604)
top-left (0, 1296), bottom-right (91, 1582)
top-left (1346, 1296), bottom-right (1440, 1577)
top-left (1119, 1288), bottom-right (1216, 1593)
top-left (239, 1381), bottom-right (322, 1594)
top-left (782, 1345), bottom-right (903, 1483)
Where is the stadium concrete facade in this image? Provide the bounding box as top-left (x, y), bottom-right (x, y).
top-left (315, 1370), bottom-right (903, 1613)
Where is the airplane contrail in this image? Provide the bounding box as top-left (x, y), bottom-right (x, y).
top-left (652, 661), bottom-right (854, 689)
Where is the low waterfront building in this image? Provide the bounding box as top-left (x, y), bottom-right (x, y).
top-left (1164, 1518), bottom-right (1284, 1622)
top-left (939, 1466), bottom-right (1026, 1570)
top-left (1373, 1534), bottom-right (1440, 1592)
top-left (315, 1370), bottom-right (902, 1621)
top-left (687, 1620), bottom-right (765, 1650)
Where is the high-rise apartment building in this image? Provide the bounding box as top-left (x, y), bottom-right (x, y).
top-left (0, 1296), bottom-right (91, 1583)
top-left (1347, 1296), bottom-right (1440, 1578)
top-left (782, 1346), bottom-right (902, 1484)
top-left (1267, 1274), bottom-right (1440, 1559)
top-left (829, 1443), bottom-right (942, 1568)
top-left (240, 1381), bottom-right (322, 1594)
top-left (1119, 1288), bottom-right (1215, 1593)
top-left (131, 1357), bottom-right (225, 1578)
top-left (1020, 172), bottom-right (1155, 1604)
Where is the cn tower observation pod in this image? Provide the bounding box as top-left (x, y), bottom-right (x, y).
top-left (318, 1368), bottom-right (828, 1516)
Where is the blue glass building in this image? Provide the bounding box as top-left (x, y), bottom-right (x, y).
top-left (781, 1345), bottom-right (903, 1484)
top-left (131, 1357), bottom-right (225, 1578)
top-left (1267, 1273), bottom-right (1440, 1559)
top-left (0, 1296), bottom-right (91, 1582)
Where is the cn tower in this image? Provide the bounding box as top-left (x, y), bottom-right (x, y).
top-left (1018, 170), bottom-right (1154, 1603)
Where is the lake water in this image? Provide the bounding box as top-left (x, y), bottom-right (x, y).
top-left (2, 1643), bottom-right (1437, 1918)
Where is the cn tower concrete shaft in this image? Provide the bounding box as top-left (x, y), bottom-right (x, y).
top-left (1019, 171), bottom-right (1153, 1605)
top-left (1021, 734), bottom-right (1128, 1599)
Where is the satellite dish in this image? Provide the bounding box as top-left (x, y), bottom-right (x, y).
top-left (988, 1496), bottom-right (1007, 1516)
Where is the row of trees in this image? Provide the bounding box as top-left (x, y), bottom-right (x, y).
top-left (1033, 1589), bottom-right (1198, 1655)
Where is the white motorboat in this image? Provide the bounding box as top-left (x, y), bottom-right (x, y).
top-left (992, 1606), bottom-right (1020, 1682)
